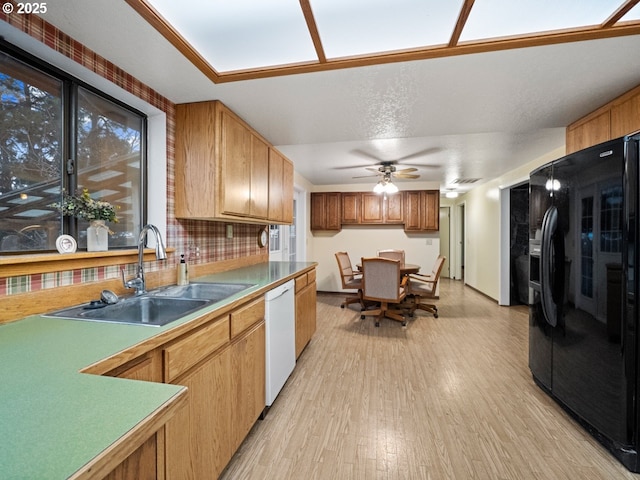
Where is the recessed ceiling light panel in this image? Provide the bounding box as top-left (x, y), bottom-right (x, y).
top-left (147, 0), bottom-right (318, 72)
top-left (312, 0), bottom-right (464, 58)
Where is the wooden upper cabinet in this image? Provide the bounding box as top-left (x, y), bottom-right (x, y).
top-left (175, 100), bottom-right (293, 224)
top-left (268, 148), bottom-right (294, 224)
top-left (311, 192), bottom-right (341, 231)
top-left (341, 192), bottom-right (360, 224)
top-left (385, 193), bottom-right (404, 223)
top-left (611, 91), bottom-right (640, 139)
top-left (403, 190), bottom-right (439, 232)
top-left (361, 192), bottom-right (383, 223)
top-left (422, 190), bottom-right (440, 231)
top-left (566, 83), bottom-right (640, 153)
top-left (361, 192), bottom-right (403, 224)
top-left (220, 111), bottom-right (252, 216)
top-left (250, 135), bottom-right (269, 219)
top-left (312, 190), bottom-right (438, 231)
top-left (566, 110), bottom-right (611, 154)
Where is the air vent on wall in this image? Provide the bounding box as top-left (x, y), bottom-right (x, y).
top-left (451, 178), bottom-right (481, 184)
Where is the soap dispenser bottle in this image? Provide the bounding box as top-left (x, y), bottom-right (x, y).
top-left (177, 254), bottom-right (189, 285)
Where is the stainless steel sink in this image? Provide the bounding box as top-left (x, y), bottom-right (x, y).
top-left (46, 282), bottom-right (256, 327)
top-left (149, 282), bottom-right (255, 302)
top-left (47, 296), bottom-right (210, 327)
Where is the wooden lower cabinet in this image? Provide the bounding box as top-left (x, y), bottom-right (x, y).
top-left (103, 435), bottom-right (158, 480)
top-left (231, 322), bottom-right (266, 451)
top-left (295, 270), bottom-right (317, 358)
top-left (165, 345), bottom-right (232, 479)
top-left (101, 295), bottom-right (269, 480)
top-left (163, 300), bottom-right (265, 479)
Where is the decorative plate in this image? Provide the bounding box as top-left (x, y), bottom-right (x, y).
top-left (55, 235), bottom-right (77, 254)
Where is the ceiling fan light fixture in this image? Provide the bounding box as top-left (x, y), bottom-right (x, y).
top-left (385, 181), bottom-right (399, 194)
top-left (373, 181), bottom-right (386, 193)
top-left (373, 177), bottom-right (398, 194)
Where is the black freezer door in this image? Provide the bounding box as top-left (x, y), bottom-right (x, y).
top-left (531, 137), bottom-right (633, 448)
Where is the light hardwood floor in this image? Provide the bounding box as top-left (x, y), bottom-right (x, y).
top-left (220, 279), bottom-right (637, 479)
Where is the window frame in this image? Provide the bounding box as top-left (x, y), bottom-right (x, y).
top-left (0, 39), bottom-right (148, 253)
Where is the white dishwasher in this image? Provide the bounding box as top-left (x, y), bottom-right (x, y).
top-left (264, 279), bottom-right (296, 407)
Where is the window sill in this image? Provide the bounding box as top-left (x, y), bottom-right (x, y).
top-left (0, 248), bottom-right (175, 277)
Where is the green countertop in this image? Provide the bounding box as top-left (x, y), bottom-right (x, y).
top-left (0, 261), bottom-right (315, 479)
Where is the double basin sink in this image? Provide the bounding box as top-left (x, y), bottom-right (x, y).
top-left (46, 282), bottom-right (256, 327)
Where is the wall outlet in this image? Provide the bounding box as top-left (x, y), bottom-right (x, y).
top-left (226, 224), bottom-right (233, 239)
top-left (426, 238), bottom-right (433, 245)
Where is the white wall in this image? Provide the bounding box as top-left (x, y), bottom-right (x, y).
top-left (307, 181), bottom-right (441, 292)
top-left (452, 146), bottom-right (566, 300)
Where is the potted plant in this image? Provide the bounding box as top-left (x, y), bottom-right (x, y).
top-left (51, 188), bottom-right (118, 251)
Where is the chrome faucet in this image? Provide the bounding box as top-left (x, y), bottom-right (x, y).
top-left (122, 224), bottom-right (167, 295)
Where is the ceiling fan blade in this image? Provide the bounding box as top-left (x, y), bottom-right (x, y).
top-left (395, 167), bottom-right (418, 173)
top-left (350, 149), bottom-right (384, 162)
top-left (352, 174), bottom-right (380, 179)
top-left (393, 173), bottom-right (421, 179)
top-left (333, 163), bottom-right (374, 170)
top-left (365, 167), bottom-right (382, 173)
top-left (399, 163), bottom-right (439, 169)
top-left (397, 147), bottom-right (442, 162)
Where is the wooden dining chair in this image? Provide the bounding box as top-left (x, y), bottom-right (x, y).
top-left (360, 257), bottom-right (408, 327)
top-left (407, 255), bottom-right (446, 318)
top-left (377, 249), bottom-right (405, 264)
top-left (335, 252), bottom-right (365, 309)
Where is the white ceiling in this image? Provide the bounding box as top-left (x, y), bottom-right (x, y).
top-left (21, 1), bottom-right (640, 193)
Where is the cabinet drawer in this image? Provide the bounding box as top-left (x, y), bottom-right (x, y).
top-left (230, 298), bottom-right (265, 338)
top-left (295, 274), bottom-right (308, 293)
top-left (307, 269), bottom-right (316, 284)
top-left (164, 316), bottom-right (230, 382)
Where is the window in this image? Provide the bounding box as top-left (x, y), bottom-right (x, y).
top-left (580, 196), bottom-right (594, 298)
top-left (0, 43), bottom-right (145, 253)
top-left (600, 184), bottom-right (623, 253)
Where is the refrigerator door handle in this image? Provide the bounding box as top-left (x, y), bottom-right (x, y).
top-left (541, 205), bottom-right (558, 327)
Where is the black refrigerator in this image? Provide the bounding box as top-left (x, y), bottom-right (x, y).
top-left (529, 132), bottom-right (640, 472)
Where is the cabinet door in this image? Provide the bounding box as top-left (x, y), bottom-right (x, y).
top-left (268, 149), bottom-right (294, 224)
top-left (104, 354), bottom-right (161, 480)
top-left (384, 193), bottom-right (403, 223)
top-left (165, 347), bottom-right (232, 480)
top-left (341, 192), bottom-right (360, 224)
top-left (404, 191), bottom-right (421, 231)
top-left (295, 280), bottom-right (317, 358)
top-left (231, 322), bottom-right (265, 452)
top-left (251, 134), bottom-right (269, 219)
top-left (220, 111), bottom-right (251, 216)
top-left (282, 157), bottom-right (294, 223)
top-left (175, 101), bottom-right (217, 219)
top-left (361, 192), bottom-right (384, 223)
top-left (103, 435), bottom-right (158, 480)
top-left (611, 92), bottom-right (640, 139)
top-left (422, 190), bottom-right (440, 231)
top-left (566, 110), bottom-right (611, 154)
top-left (311, 192), bottom-right (341, 231)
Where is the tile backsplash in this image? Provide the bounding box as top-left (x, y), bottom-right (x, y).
top-left (0, 13), bottom-right (266, 297)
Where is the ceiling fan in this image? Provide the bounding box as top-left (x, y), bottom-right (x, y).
top-left (353, 162), bottom-right (421, 180)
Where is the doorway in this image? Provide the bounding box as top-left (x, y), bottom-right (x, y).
top-left (509, 183), bottom-right (530, 305)
top-left (439, 206), bottom-right (451, 278)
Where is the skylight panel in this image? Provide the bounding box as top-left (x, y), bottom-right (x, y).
top-left (460, 0), bottom-right (626, 42)
top-left (147, 0), bottom-right (317, 72)
top-left (621, 3), bottom-right (640, 22)
top-left (312, 0), bottom-right (464, 58)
